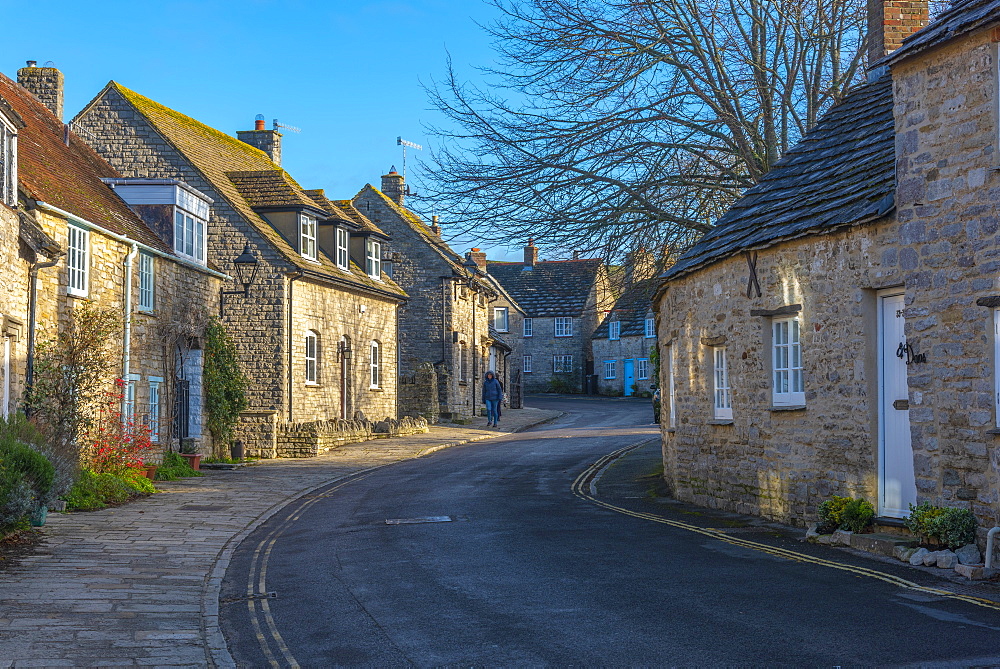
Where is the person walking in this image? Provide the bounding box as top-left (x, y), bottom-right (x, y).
top-left (482, 370), bottom-right (504, 427)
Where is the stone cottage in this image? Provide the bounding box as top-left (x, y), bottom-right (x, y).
top-left (490, 241), bottom-right (614, 394)
top-left (655, 0), bottom-right (1000, 547)
top-left (592, 270), bottom-right (658, 397)
top-left (73, 82), bottom-right (409, 457)
top-left (3, 66), bottom-right (224, 455)
top-left (353, 170), bottom-right (519, 420)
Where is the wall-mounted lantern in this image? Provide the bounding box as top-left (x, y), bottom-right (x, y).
top-left (220, 244), bottom-right (260, 316)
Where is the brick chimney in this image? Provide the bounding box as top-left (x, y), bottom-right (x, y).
top-left (430, 215), bottom-right (442, 236)
top-left (868, 0), bottom-right (929, 64)
top-left (237, 116), bottom-right (282, 166)
top-left (381, 167), bottom-right (405, 206)
top-left (523, 239), bottom-right (538, 268)
top-left (468, 248), bottom-right (487, 271)
top-left (17, 61), bottom-right (63, 120)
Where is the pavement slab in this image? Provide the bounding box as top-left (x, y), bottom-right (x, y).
top-left (0, 407), bottom-right (559, 667)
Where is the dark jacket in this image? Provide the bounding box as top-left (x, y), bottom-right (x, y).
top-left (482, 373), bottom-right (504, 402)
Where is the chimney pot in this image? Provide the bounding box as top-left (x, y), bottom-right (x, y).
top-left (255, 118), bottom-right (265, 131)
top-left (469, 248), bottom-right (488, 271)
top-left (430, 215), bottom-right (441, 236)
top-left (26, 60), bottom-right (36, 67)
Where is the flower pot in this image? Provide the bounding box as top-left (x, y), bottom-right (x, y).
top-left (144, 465), bottom-right (158, 481)
top-left (30, 505), bottom-right (47, 527)
top-left (178, 453), bottom-right (201, 471)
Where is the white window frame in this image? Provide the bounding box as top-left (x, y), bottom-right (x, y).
top-left (0, 115), bottom-right (16, 208)
top-left (554, 317), bottom-right (573, 337)
top-left (645, 318), bottom-right (656, 338)
top-left (523, 354), bottom-right (532, 373)
top-left (609, 321), bottom-right (620, 341)
top-left (138, 252), bottom-right (155, 312)
top-left (123, 373), bottom-right (140, 426)
top-left (523, 318), bottom-right (533, 337)
top-left (336, 227), bottom-right (350, 270)
top-left (366, 239), bottom-right (382, 279)
top-left (604, 360), bottom-right (617, 380)
top-left (553, 354), bottom-right (573, 373)
top-left (305, 331), bottom-right (318, 385)
top-left (67, 224), bottom-right (89, 297)
top-left (772, 316), bottom-right (805, 406)
top-left (299, 214), bottom-right (318, 262)
top-left (370, 341), bottom-right (381, 388)
top-left (173, 208), bottom-right (206, 263)
top-left (713, 346), bottom-right (732, 419)
top-left (148, 377), bottom-right (162, 443)
top-left (494, 307), bottom-right (509, 332)
top-left (667, 345), bottom-right (676, 428)
top-left (637, 358), bottom-right (649, 380)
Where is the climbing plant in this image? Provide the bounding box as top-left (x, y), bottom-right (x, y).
top-left (203, 318), bottom-right (247, 453)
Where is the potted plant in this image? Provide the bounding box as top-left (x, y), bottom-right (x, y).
top-left (177, 440), bottom-right (201, 471)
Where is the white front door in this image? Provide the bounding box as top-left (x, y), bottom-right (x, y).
top-left (879, 292), bottom-right (916, 518)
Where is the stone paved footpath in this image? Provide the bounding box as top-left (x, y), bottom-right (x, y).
top-left (0, 408), bottom-right (561, 668)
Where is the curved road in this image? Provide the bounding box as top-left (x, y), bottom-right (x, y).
top-left (220, 397), bottom-right (1000, 666)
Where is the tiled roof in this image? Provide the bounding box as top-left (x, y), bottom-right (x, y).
top-left (0, 73), bottom-right (171, 253)
top-left (487, 259), bottom-right (604, 318)
top-left (888, 0), bottom-right (1000, 64)
top-left (664, 72), bottom-right (895, 280)
top-left (99, 83), bottom-right (404, 298)
top-left (488, 326), bottom-right (512, 352)
top-left (593, 278), bottom-right (658, 340)
top-left (318, 195), bottom-right (388, 237)
top-left (227, 170), bottom-right (322, 211)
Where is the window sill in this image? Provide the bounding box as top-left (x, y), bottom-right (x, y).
top-left (369, 386), bottom-right (383, 392)
top-left (708, 419), bottom-right (734, 425)
top-left (770, 404), bottom-right (807, 412)
top-left (67, 291), bottom-right (89, 300)
top-left (986, 428), bottom-right (1000, 436)
top-left (665, 427), bottom-right (676, 433)
top-left (304, 382), bottom-right (320, 388)
top-left (458, 381), bottom-right (468, 386)
top-left (137, 308), bottom-right (156, 316)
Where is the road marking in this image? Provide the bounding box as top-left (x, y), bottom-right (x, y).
top-left (386, 516), bottom-right (453, 525)
top-left (572, 441), bottom-right (1000, 613)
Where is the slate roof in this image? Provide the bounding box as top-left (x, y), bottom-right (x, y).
top-left (488, 259), bottom-right (605, 318)
top-left (664, 72), bottom-right (895, 280)
top-left (0, 73), bottom-right (172, 254)
top-left (89, 83), bottom-right (404, 298)
top-left (593, 278), bottom-right (658, 340)
top-left (488, 326), bottom-right (512, 352)
top-left (888, 0), bottom-right (1000, 64)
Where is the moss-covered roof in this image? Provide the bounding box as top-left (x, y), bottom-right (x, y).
top-left (107, 82), bottom-right (404, 298)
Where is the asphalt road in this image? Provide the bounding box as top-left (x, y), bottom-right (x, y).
top-left (220, 396), bottom-right (1000, 667)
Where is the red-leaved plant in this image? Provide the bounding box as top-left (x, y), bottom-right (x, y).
top-left (82, 379), bottom-right (154, 477)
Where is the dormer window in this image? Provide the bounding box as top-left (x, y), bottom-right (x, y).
top-left (366, 238), bottom-right (381, 279)
top-left (336, 227), bottom-right (350, 270)
top-left (0, 114), bottom-right (16, 208)
top-left (299, 214), bottom-right (317, 261)
top-left (174, 208), bottom-right (206, 263)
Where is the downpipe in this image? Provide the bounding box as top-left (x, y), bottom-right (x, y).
top-left (122, 244), bottom-right (138, 418)
top-left (986, 526), bottom-right (1000, 569)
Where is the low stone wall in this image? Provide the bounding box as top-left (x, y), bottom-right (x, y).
top-left (238, 411), bottom-right (279, 459)
top-left (399, 362), bottom-right (439, 423)
top-left (276, 415), bottom-right (429, 458)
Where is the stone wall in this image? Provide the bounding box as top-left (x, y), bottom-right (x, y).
top-left (288, 276), bottom-right (399, 424)
top-left (521, 315), bottom-right (589, 393)
top-left (399, 362), bottom-right (439, 421)
top-left (892, 28), bottom-right (1000, 528)
top-left (0, 204), bottom-right (28, 418)
top-left (276, 415), bottom-right (428, 458)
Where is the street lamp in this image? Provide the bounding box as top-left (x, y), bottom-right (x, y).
top-left (220, 244), bottom-right (260, 316)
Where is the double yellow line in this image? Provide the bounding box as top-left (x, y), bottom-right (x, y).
top-left (572, 441), bottom-right (1000, 613)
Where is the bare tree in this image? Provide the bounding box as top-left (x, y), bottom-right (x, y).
top-left (417, 0), bottom-right (868, 260)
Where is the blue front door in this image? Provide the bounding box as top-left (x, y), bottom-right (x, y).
top-left (624, 359), bottom-right (635, 396)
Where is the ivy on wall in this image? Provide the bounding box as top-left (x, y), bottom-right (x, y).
top-left (203, 319), bottom-right (248, 451)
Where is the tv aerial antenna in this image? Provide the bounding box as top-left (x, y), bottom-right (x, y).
top-left (273, 118), bottom-right (302, 133)
top-left (397, 136), bottom-right (422, 180)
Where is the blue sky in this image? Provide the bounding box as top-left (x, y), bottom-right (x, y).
top-left (2, 0), bottom-right (523, 260)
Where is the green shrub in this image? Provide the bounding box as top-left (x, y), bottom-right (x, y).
top-left (64, 469), bottom-right (154, 511)
top-left (906, 502), bottom-right (976, 549)
top-left (0, 413), bottom-right (71, 503)
top-left (817, 496), bottom-right (851, 534)
top-left (904, 501), bottom-right (945, 539)
top-left (154, 451), bottom-right (202, 481)
top-left (839, 498), bottom-right (875, 533)
top-left (0, 434), bottom-right (56, 532)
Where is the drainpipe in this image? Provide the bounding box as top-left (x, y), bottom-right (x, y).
top-left (287, 271), bottom-right (303, 422)
top-left (986, 527), bottom-right (1000, 569)
top-left (121, 244), bottom-right (138, 420)
top-left (25, 252), bottom-right (64, 406)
